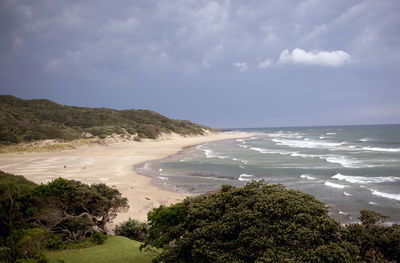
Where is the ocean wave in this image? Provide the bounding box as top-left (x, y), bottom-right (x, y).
top-left (250, 147), bottom-right (293, 155)
top-left (326, 132), bottom-right (337, 135)
top-left (158, 176), bottom-right (168, 180)
top-left (339, 211), bottom-right (349, 215)
top-left (332, 173), bottom-right (400, 184)
top-left (239, 173), bottom-right (254, 181)
top-left (199, 146), bottom-right (229, 159)
top-left (343, 192), bottom-right (352, 196)
top-left (370, 189), bottom-right (400, 201)
top-left (300, 174), bottom-right (315, 180)
top-left (369, 201), bottom-right (377, 205)
top-left (290, 152), bottom-right (319, 158)
top-left (359, 138), bottom-right (371, 142)
top-left (362, 147), bottom-right (400, 153)
top-left (239, 144), bottom-right (249, 149)
top-left (272, 138), bottom-right (345, 150)
top-left (265, 132), bottom-right (304, 139)
top-left (198, 145), bottom-right (248, 164)
top-left (324, 181), bottom-right (347, 189)
top-left (325, 156), bottom-right (363, 168)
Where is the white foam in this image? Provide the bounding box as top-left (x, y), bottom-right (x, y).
top-left (343, 192), bottom-right (352, 196)
top-left (300, 174), bottom-right (315, 180)
top-left (250, 147), bottom-right (293, 155)
top-left (239, 144), bottom-right (249, 149)
top-left (339, 211), bottom-right (349, 215)
top-left (236, 139), bottom-right (245, 142)
top-left (370, 189), bottom-right (400, 201)
top-left (332, 173), bottom-right (400, 184)
top-left (325, 181), bottom-right (347, 189)
top-left (158, 176), bottom-right (168, 180)
top-left (359, 138), bottom-right (370, 142)
top-left (272, 138), bottom-right (344, 150)
top-left (369, 201), bottom-right (377, 205)
top-left (200, 147), bottom-right (230, 159)
top-left (326, 132), bottom-right (337, 135)
top-left (362, 147), bottom-right (400, 153)
top-left (290, 152), bottom-right (319, 158)
top-left (159, 168), bottom-right (163, 172)
top-left (239, 173), bottom-right (253, 181)
top-left (325, 156), bottom-right (361, 168)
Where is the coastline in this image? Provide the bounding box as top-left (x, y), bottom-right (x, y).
top-left (0, 132), bottom-right (253, 226)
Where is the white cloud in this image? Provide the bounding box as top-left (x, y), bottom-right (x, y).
top-left (233, 62), bottom-right (248, 72)
top-left (258, 58), bottom-right (273, 69)
top-left (278, 48), bottom-right (351, 66)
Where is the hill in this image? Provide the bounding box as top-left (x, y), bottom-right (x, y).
top-left (0, 95), bottom-right (212, 145)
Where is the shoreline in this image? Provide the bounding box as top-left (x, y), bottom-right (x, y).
top-left (0, 132), bottom-right (254, 226)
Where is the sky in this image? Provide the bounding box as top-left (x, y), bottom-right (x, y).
top-left (1, 0), bottom-right (400, 128)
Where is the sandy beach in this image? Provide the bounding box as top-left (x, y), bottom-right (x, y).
top-left (0, 132), bottom-right (251, 226)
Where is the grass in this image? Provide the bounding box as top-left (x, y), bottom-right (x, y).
top-left (0, 143), bottom-right (77, 154)
top-left (45, 236), bottom-right (160, 263)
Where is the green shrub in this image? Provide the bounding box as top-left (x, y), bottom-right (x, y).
top-left (114, 218), bottom-right (148, 242)
top-left (0, 246), bottom-right (13, 263)
top-left (91, 232), bottom-right (107, 245)
top-left (42, 234), bottom-right (64, 250)
top-left (145, 181), bottom-right (356, 262)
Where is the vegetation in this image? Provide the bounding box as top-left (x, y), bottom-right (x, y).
top-left (114, 218), bottom-right (148, 242)
top-left (2, 170), bottom-right (399, 262)
top-left (0, 171), bottom-right (128, 262)
top-left (45, 236), bottom-right (159, 263)
top-left (0, 95), bottom-right (213, 145)
top-left (145, 181), bottom-right (400, 263)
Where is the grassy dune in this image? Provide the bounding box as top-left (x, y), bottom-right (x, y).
top-left (46, 236), bottom-right (159, 263)
top-left (0, 95), bottom-right (212, 145)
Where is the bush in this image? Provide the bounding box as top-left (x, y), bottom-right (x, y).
top-left (42, 234), bottom-right (64, 250)
top-left (145, 181), bottom-right (356, 262)
top-left (114, 218), bottom-right (148, 242)
top-left (91, 232), bottom-right (107, 245)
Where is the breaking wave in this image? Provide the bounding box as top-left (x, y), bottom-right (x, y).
top-left (300, 174), bottom-right (316, 180)
top-left (324, 181), bottom-right (347, 189)
top-left (332, 173), bottom-right (400, 184)
top-left (370, 189), bottom-right (400, 201)
top-left (239, 173), bottom-right (254, 181)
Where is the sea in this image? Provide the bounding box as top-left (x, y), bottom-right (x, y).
top-left (137, 124), bottom-right (400, 224)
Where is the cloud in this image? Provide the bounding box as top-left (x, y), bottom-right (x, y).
top-left (233, 62), bottom-right (248, 72)
top-left (278, 48), bottom-right (351, 66)
top-left (258, 58), bottom-right (273, 69)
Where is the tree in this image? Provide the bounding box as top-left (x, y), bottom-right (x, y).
top-left (145, 181), bottom-right (356, 262)
top-left (27, 178), bottom-right (128, 241)
top-left (0, 171), bottom-right (36, 260)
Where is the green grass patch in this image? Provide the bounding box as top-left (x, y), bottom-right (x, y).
top-left (0, 143), bottom-right (76, 154)
top-left (45, 236), bottom-right (160, 263)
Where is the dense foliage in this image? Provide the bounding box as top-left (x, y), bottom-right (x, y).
top-left (0, 95), bottom-right (212, 145)
top-left (114, 218), bottom-right (148, 242)
top-left (145, 181), bottom-right (400, 263)
top-left (0, 171), bottom-right (127, 262)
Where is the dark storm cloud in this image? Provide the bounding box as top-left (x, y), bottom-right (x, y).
top-left (1, 0), bottom-right (399, 127)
